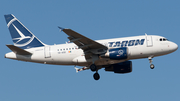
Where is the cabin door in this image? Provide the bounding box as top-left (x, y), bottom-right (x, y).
top-left (146, 35), bottom-right (153, 47)
top-left (44, 46), bottom-right (51, 58)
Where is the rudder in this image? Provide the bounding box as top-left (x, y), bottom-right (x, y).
top-left (4, 14), bottom-right (45, 49)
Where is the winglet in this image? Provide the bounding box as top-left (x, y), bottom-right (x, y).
top-left (58, 26), bottom-right (65, 32)
top-left (6, 45), bottom-right (32, 55)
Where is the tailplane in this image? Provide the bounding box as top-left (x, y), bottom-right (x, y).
top-left (4, 14), bottom-right (45, 49)
top-left (6, 45), bottom-right (32, 55)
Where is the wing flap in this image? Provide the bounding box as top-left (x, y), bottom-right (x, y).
top-left (6, 45), bottom-right (32, 55)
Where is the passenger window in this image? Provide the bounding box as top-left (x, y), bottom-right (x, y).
top-left (66, 48), bottom-right (68, 50)
top-left (60, 49), bottom-right (62, 51)
top-left (63, 49), bottom-right (65, 50)
top-left (69, 48), bottom-right (71, 50)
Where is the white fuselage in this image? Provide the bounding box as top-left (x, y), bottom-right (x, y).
top-left (5, 35), bottom-right (178, 67)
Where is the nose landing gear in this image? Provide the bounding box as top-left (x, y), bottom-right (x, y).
top-left (148, 56), bottom-right (155, 69)
top-left (150, 64), bottom-right (155, 69)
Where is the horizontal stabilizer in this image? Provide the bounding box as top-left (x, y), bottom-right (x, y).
top-left (6, 45), bottom-right (32, 55)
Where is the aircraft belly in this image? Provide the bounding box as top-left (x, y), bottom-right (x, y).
top-left (95, 59), bottom-right (127, 66)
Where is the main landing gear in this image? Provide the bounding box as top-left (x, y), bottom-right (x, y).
top-left (90, 64), bottom-right (100, 80)
top-left (90, 64), bottom-right (97, 72)
top-left (93, 72), bottom-right (100, 80)
top-left (148, 56), bottom-right (155, 69)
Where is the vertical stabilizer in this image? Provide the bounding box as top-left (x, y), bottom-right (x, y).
top-left (4, 14), bottom-right (45, 49)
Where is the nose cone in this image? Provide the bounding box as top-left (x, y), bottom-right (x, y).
top-left (170, 42), bottom-right (178, 52)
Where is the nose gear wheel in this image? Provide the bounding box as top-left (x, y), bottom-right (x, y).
top-left (148, 56), bottom-right (155, 69)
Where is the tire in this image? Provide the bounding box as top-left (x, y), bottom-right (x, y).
top-left (90, 64), bottom-right (97, 72)
top-left (150, 64), bottom-right (155, 69)
top-left (93, 73), bottom-right (100, 80)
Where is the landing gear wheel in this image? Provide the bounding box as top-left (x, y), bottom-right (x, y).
top-left (150, 64), bottom-right (155, 69)
top-left (148, 56), bottom-right (155, 69)
top-left (90, 64), bottom-right (97, 72)
top-left (93, 72), bottom-right (100, 80)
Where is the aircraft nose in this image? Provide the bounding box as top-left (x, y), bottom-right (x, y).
top-left (170, 42), bottom-right (178, 52)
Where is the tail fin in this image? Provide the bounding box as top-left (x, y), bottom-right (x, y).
top-left (4, 14), bottom-right (45, 49)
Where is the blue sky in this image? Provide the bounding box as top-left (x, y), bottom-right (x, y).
top-left (0, 0), bottom-right (180, 101)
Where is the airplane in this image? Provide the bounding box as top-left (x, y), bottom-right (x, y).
top-left (4, 14), bottom-right (178, 80)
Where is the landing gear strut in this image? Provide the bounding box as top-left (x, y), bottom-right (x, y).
top-left (148, 56), bottom-right (155, 69)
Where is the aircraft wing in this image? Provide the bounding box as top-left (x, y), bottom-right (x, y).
top-left (59, 27), bottom-right (108, 54)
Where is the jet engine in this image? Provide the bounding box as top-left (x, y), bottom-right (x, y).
top-left (105, 61), bottom-right (132, 73)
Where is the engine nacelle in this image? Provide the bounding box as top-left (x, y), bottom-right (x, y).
top-left (103, 47), bottom-right (128, 60)
top-left (105, 61), bottom-right (132, 73)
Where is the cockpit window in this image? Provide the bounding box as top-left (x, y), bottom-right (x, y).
top-left (159, 38), bottom-right (168, 41)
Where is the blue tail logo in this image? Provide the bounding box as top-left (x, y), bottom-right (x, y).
top-left (4, 14), bottom-right (45, 49)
